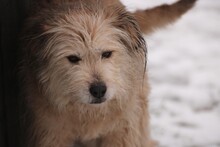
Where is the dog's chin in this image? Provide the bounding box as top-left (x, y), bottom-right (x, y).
top-left (90, 98), bottom-right (107, 104)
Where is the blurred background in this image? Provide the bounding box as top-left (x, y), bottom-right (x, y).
top-left (122, 0), bottom-right (220, 147)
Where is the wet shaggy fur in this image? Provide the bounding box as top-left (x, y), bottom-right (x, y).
top-left (21, 0), bottom-right (196, 147)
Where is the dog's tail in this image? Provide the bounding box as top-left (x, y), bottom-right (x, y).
top-left (105, 0), bottom-right (197, 34)
top-left (133, 0), bottom-right (197, 34)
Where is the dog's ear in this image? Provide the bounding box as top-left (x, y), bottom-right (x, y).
top-left (110, 8), bottom-right (147, 55)
top-left (21, 14), bottom-right (52, 68)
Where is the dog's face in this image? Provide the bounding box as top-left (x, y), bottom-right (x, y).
top-left (24, 5), bottom-right (147, 109)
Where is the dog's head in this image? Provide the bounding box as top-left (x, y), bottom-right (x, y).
top-left (23, 3), bottom-right (147, 109)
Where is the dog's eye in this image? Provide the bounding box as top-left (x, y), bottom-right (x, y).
top-left (102, 51), bottom-right (113, 59)
top-left (67, 55), bottom-right (81, 64)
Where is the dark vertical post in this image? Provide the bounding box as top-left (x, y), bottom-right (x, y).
top-left (1, 0), bottom-right (31, 147)
top-left (1, 0), bottom-right (21, 146)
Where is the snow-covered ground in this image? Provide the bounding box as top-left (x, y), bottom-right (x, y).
top-left (122, 0), bottom-right (220, 147)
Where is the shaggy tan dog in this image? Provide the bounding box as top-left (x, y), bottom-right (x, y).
top-left (21, 0), bottom-right (196, 146)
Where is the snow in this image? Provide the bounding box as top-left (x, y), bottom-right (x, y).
top-left (122, 0), bottom-right (220, 146)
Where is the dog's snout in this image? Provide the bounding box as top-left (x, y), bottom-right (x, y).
top-left (89, 82), bottom-right (107, 99)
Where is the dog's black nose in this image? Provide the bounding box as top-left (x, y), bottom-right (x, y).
top-left (89, 82), bottom-right (107, 99)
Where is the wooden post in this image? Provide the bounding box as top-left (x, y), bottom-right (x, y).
top-left (1, 0), bottom-right (31, 147)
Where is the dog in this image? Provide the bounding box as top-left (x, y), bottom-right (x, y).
top-left (20, 0), bottom-right (196, 146)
